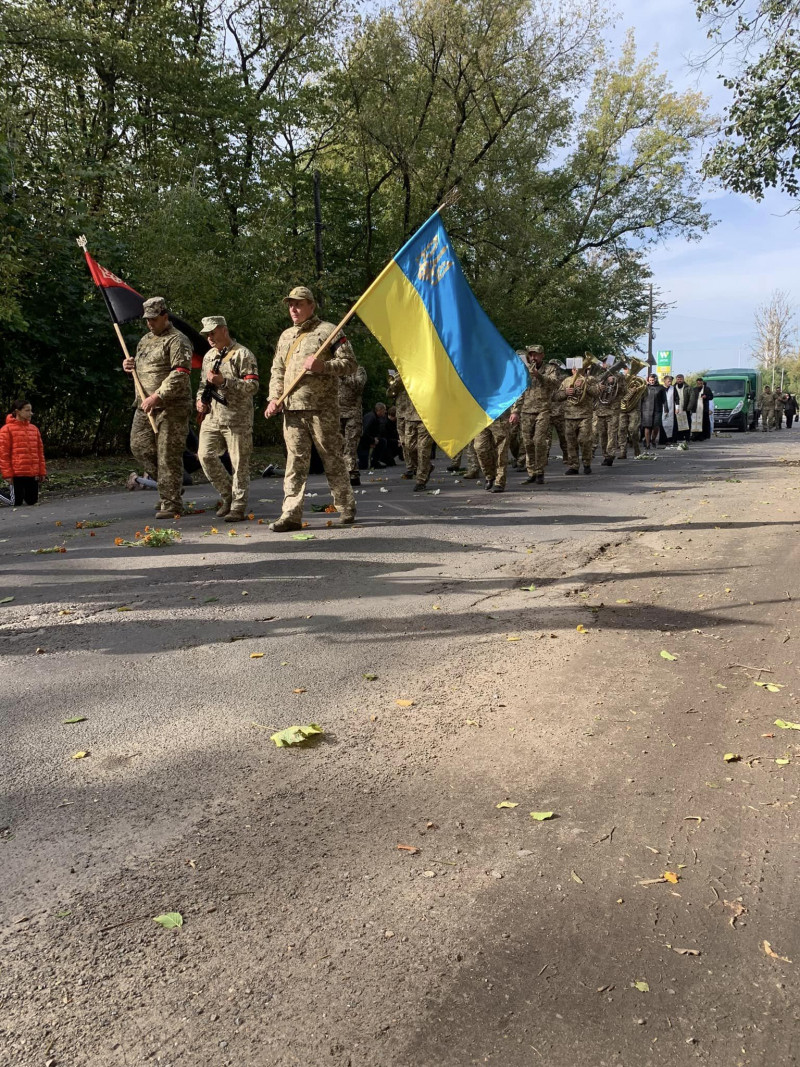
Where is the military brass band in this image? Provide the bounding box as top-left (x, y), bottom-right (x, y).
top-left (123, 286), bottom-right (668, 524)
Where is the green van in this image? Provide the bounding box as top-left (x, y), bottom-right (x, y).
top-left (704, 368), bottom-right (762, 431)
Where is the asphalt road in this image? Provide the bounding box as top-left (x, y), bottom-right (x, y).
top-left (2, 431), bottom-right (798, 1067)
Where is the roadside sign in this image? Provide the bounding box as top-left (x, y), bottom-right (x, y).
top-left (656, 349), bottom-right (672, 381)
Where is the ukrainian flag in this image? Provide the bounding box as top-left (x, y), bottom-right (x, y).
top-left (354, 210), bottom-right (528, 457)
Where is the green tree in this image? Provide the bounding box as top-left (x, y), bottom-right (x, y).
top-left (696, 0), bottom-right (800, 198)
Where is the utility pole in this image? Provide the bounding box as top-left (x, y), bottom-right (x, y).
top-left (313, 170), bottom-right (324, 283)
top-left (647, 284), bottom-right (654, 369)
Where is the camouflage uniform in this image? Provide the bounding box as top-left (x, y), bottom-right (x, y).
top-left (617, 376), bottom-right (646, 458)
top-left (507, 419), bottom-right (525, 469)
top-left (130, 324), bottom-right (193, 513)
top-left (547, 370), bottom-right (570, 464)
top-left (339, 365), bottom-right (367, 473)
top-left (474, 412), bottom-right (511, 489)
top-left (512, 362), bottom-right (558, 478)
top-left (268, 316), bottom-right (356, 522)
top-left (403, 397), bottom-right (434, 487)
top-left (389, 378), bottom-right (416, 476)
top-left (198, 341), bottom-right (260, 513)
top-left (454, 440), bottom-right (479, 477)
top-left (555, 374), bottom-right (600, 470)
top-left (594, 379), bottom-right (622, 462)
top-left (759, 389), bottom-right (777, 431)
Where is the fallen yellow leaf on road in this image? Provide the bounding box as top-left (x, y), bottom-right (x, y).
top-left (530, 811), bottom-right (555, 821)
top-left (576, 624), bottom-right (589, 634)
top-left (663, 871), bottom-right (679, 883)
top-left (660, 650), bottom-right (677, 661)
top-left (292, 687), bottom-right (307, 694)
top-left (270, 723), bottom-right (323, 747)
top-left (763, 940), bottom-right (792, 963)
top-left (775, 719), bottom-right (800, 730)
top-left (496, 802), bottom-right (519, 809)
top-left (723, 753), bottom-right (741, 762)
top-left (250, 652), bottom-right (264, 659)
top-left (396, 699), bottom-right (416, 707)
top-left (71, 751), bottom-right (88, 759)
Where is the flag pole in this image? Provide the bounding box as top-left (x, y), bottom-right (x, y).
top-left (270, 189), bottom-right (460, 411)
top-left (76, 236), bottom-right (158, 435)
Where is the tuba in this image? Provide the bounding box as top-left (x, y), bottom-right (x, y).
top-left (619, 357), bottom-right (647, 412)
top-left (597, 356), bottom-right (630, 406)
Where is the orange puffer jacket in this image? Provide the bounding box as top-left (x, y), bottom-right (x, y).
top-left (0, 414), bottom-right (46, 479)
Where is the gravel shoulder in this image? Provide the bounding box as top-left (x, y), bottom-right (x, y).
top-left (1, 434), bottom-right (799, 1067)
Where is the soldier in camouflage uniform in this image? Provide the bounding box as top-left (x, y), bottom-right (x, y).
top-left (388, 373), bottom-right (416, 479)
top-left (555, 358), bottom-right (601, 475)
top-left (474, 411), bottom-right (511, 492)
top-left (123, 296), bottom-right (192, 517)
top-left (617, 367), bottom-right (646, 458)
top-left (404, 396), bottom-right (434, 490)
top-left (339, 363), bottom-right (367, 485)
top-left (594, 368), bottom-right (622, 466)
top-left (510, 344), bottom-right (558, 484)
top-left (759, 385), bottom-right (777, 431)
top-left (265, 286), bottom-right (356, 531)
top-left (547, 365), bottom-right (570, 467)
top-left (196, 315), bottom-right (260, 521)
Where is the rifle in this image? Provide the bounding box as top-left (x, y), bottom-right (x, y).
top-left (198, 347), bottom-right (229, 424)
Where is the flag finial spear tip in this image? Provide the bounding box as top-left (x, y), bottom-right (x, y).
top-left (436, 187), bottom-right (460, 214)
top-left (76, 235), bottom-right (88, 249)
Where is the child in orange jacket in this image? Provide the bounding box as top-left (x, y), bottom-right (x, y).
top-left (0, 399), bottom-right (47, 506)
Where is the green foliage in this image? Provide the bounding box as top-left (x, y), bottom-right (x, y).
top-left (0, 0), bottom-right (713, 453)
top-left (697, 0), bottom-right (800, 199)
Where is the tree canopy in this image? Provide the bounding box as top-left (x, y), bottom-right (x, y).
top-left (1, 0), bottom-right (713, 452)
top-left (696, 0), bottom-right (800, 199)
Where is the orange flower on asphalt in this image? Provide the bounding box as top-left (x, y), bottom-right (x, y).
top-left (114, 537), bottom-right (124, 546)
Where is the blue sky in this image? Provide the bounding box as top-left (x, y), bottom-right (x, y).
top-left (612, 0), bottom-right (799, 374)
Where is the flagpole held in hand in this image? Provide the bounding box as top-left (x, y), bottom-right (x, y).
top-left (112, 323), bottom-right (159, 435)
top-left (76, 236), bottom-right (158, 435)
top-left (269, 189), bottom-right (461, 414)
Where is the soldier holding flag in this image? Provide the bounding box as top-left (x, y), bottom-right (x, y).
top-left (122, 297), bottom-right (193, 518)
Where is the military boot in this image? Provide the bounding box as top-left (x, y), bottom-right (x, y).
top-left (216, 498), bottom-right (232, 518)
top-left (269, 515), bottom-right (303, 532)
top-left (224, 509), bottom-right (245, 522)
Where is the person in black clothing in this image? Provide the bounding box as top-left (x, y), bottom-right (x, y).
top-left (689, 377), bottom-right (714, 440)
top-left (385, 405), bottom-right (403, 464)
top-left (640, 374), bottom-right (667, 449)
top-left (358, 403), bottom-right (394, 469)
top-left (782, 393), bottom-right (798, 429)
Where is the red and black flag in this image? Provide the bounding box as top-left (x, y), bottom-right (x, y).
top-left (81, 247), bottom-right (207, 368)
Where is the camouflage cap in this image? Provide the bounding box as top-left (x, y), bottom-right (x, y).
top-left (282, 285), bottom-right (315, 304)
top-left (526, 344), bottom-right (544, 354)
top-left (200, 315), bottom-right (227, 334)
top-left (142, 296), bottom-right (168, 318)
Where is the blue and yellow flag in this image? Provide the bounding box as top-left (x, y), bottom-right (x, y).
top-left (354, 211), bottom-right (528, 457)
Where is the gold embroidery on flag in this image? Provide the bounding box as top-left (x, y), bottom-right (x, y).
top-left (416, 235), bottom-right (453, 286)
